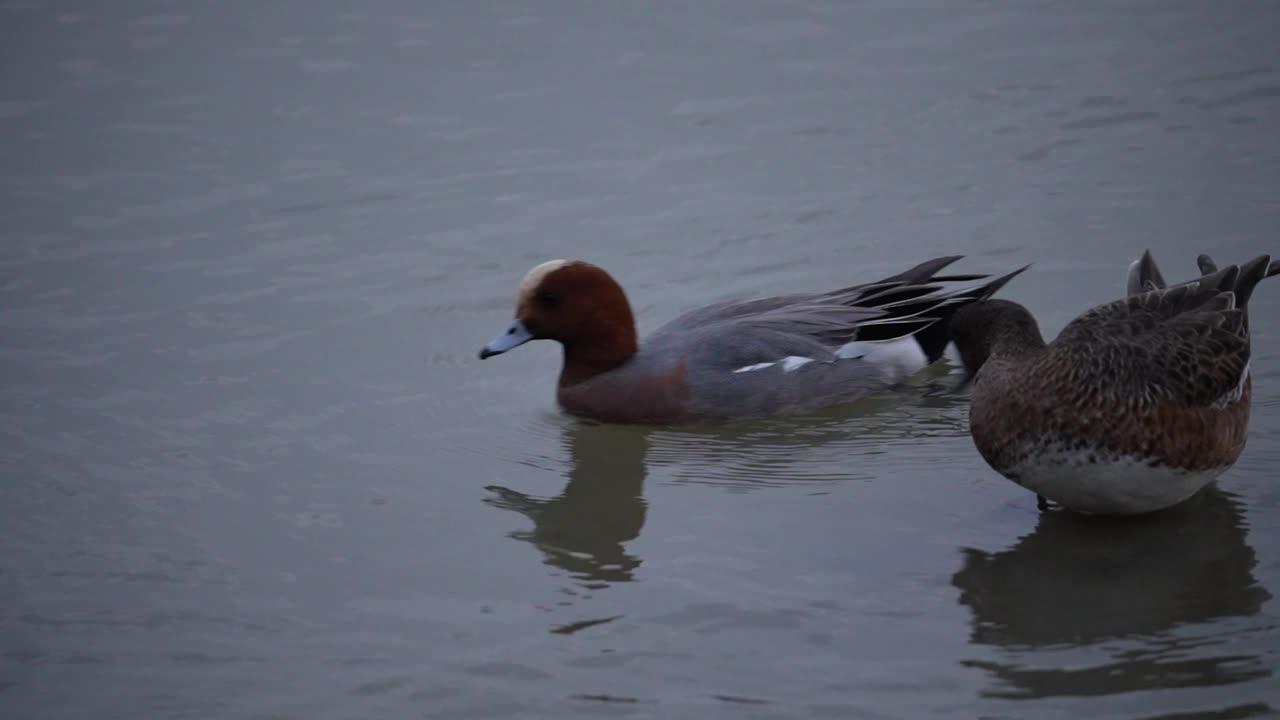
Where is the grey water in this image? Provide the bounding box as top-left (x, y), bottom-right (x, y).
top-left (2, 2), bottom-right (1279, 718)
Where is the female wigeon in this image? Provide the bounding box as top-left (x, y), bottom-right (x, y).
top-left (950, 251), bottom-right (1277, 515)
top-left (478, 256), bottom-right (1026, 423)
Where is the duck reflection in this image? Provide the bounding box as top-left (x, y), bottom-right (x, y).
top-left (483, 368), bottom-right (971, 586)
top-left (953, 487), bottom-right (1272, 699)
top-left (642, 369), bottom-right (974, 488)
top-left (484, 422), bottom-right (648, 586)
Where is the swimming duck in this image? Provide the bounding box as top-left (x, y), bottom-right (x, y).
top-left (950, 251), bottom-right (1276, 515)
top-left (479, 256), bottom-right (1025, 423)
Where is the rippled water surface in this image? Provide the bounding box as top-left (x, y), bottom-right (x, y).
top-left (3, 2), bottom-right (1280, 718)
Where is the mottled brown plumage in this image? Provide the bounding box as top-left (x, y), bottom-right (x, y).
top-left (949, 253), bottom-right (1274, 515)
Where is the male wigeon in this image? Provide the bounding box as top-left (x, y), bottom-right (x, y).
top-left (478, 256), bottom-right (1026, 423)
top-left (950, 251), bottom-right (1277, 515)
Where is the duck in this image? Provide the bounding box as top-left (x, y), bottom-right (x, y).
top-left (478, 256), bottom-right (1026, 423)
top-left (949, 251), bottom-right (1277, 515)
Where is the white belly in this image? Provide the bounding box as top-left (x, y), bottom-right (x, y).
top-left (1004, 446), bottom-right (1227, 515)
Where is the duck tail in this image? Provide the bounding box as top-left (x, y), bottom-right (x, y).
top-left (876, 255), bottom-right (965, 284)
top-left (1127, 249), bottom-right (1167, 296)
top-left (1229, 254), bottom-right (1274, 310)
top-left (910, 265), bottom-right (1030, 363)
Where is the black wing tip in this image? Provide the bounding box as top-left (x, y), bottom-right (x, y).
top-left (924, 254), bottom-right (966, 267)
top-left (930, 273), bottom-right (989, 283)
top-left (974, 263), bottom-right (1031, 301)
top-left (904, 263), bottom-right (1029, 363)
top-left (881, 255), bottom-right (966, 284)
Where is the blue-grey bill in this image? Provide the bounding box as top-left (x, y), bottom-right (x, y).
top-left (479, 319), bottom-right (533, 359)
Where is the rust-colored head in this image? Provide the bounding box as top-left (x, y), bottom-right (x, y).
top-left (478, 260), bottom-right (639, 383)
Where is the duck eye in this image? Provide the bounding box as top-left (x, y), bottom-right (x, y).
top-left (539, 291), bottom-right (561, 308)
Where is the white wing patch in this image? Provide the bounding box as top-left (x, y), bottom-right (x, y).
top-left (731, 338), bottom-right (929, 378)
top-left (781, 356), bottom-right (814, 371)
top-left (732, 356), bottom-right (816, 374)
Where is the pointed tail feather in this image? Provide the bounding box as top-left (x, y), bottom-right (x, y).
top-left (1127, 249), bottom-right (1166, 296)
top-left (908, 264), bottom-right (1030, 363)
top-left (876, 255), bottom-right (965, 285)
top-left (928, 273), bottom-right (990, 283)
top-left (970, 264), bottom-right (1030, 302)
top-left (1230, 254), bottom-right (1273, 309)
top-left (1133, 251), bottom-right (1275, 305)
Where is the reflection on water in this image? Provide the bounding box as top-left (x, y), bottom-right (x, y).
top-left (481, 374), bottom-right (971, 629)
top-left (483, 374), bottom-right (970, 592)
top-left (953, 488), bottom-right (1272, 700)
top-left (645, 368), bottom-right (972, 489)
top-left (484, 423), bottom-right (649, 587)
top-left (483, 371), bottom-right (970, 581)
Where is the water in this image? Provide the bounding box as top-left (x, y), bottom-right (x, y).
top-left (3, 2), bottom-right (1279, 718)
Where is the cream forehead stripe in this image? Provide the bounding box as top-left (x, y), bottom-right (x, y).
top-left (518, 259), bottom-right (571, 302)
